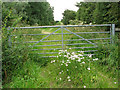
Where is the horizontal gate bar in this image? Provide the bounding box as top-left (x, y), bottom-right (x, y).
top-left (76, 50), bottom-right (98, 53)
top-left (37, 52), bottom-right (58, 54)
top-left (32, 48), bottom-right (62, 51)
top-left (12, 38), bottom-right (111, 43)
top-left (31, 46), bottom-right (98, 51)
top-left (32, 48), bottom-right (98, 52)
top-left (8, 24), bottom-right (111, 29)
top-left (32, 42), bottom-right (109, 47)
top-left (11, 31), bottom-right (110, 36)
top-left (37, 54), bottom-right (96, 58)
top-left (34, 52), bottom-right (97, 55)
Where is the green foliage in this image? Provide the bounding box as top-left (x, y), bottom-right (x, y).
top-left (2, 2), bottom-right (54, 26)
top-left (96, 36), bottom-right (119, 71)
top-left (25, 2), bottom-right (54, 26)
top-left (75, 2), bottom-right (119, 26)
top-left (3, 50), bottom-right (118, 88)
top-left (61, 9), bottom-right (76, 25)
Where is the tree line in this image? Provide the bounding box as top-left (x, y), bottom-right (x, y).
top-left (62, 2), bottom-right (119, 27)
top-left (2, 2), bottom-right (54, 27)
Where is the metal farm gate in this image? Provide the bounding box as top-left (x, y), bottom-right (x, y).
top-left (8, 24), bottom-right (115, 58)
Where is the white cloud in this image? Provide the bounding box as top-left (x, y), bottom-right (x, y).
top-left (47, 0), bottom-right (83, 21)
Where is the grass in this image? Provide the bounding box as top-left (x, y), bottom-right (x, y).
top-left (3, 26), bottom-right (119, 88)
top-left (3, 53), bottom-right (118, 88)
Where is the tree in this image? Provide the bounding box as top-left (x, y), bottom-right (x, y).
top-left (25, 2), bottom-right (54, 25)
top-left (61, 9), bottom-right (76, 25)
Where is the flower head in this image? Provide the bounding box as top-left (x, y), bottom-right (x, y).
top-left (87, 67), bottom-right (90, 70)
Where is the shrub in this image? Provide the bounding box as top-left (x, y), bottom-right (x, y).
top-left (96, 36), bottom-right (119, 71)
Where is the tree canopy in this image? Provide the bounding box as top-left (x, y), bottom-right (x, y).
top-left (61, 9), bottom-right (76, 25)
top-left (2, 2), bottom-right (54, 27)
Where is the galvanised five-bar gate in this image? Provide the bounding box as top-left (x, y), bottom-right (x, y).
top-left (8, 24), bottom-right (115, 58)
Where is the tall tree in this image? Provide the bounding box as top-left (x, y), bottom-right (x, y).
top-left (61, 9), bottom-right (76, 25)
top-left (25, 2), bottom-right (54, 25)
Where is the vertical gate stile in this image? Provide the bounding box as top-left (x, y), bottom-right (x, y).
top-left (110, 24), bottom-right (112, 44)
top-left (111, 24), bottom-right (115, 44)
top-left (61, 26), bottom-right (64, 50)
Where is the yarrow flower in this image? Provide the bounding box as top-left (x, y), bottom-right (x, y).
top-left (84, 86), bottom-right (86, 88)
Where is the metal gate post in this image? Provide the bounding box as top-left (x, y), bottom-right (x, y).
top-left (111, 24), bottom-right (115, 44)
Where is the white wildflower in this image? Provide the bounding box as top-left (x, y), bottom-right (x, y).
top-left (65, 64), bottom-right (68, 66)
top-left (61, 64), bottom-right (63, 65)
top-left (78, 54), bottom-right (83, 56)
top-left (53, 60), bottom-right (55, 62)
top-left (64, 55), bottom-right (67, 57)
top-left (62, 60), bottom-right (64, 63)
top-left (88, 54), bottom-right (92, 58)
top-left (15, 36), bottom-right (17, 38)
top-left (75, 66), bottom-right (77, 68)
top-left (114, 82), bottom-right (117, 84)
top-left (72, 52), bottom-right (75, 55)
top-left (59, 72), bottom-right (61, 74)
top-left (74, 55), bottom-right (78, 58)
top-left (69, 48), bottom-right (71, 49)
top-left (67, 69), bottom-right (69, 71)
top-left (78, 59), bottom-right (81, 62)
top-left (82, 61), bottom-right (85, 64)
top-left (67, 76), bottom-right (70, 79)
top-left (87, 67), bottom-right (90, 70)
top-left (65, 50), bottom-right (67, 52)
top-left (68, 79), bottom-right (71, 82)
top-left (93, 58), bottom-right (98, 61)
top-left (89, 23), bottom-right (92, 25)
top-left (51, 61), bottom-right (53, 63)
top-left (67, 60), bottom-right (69, 62)
top-left (71, 57), bottom-right (75, 60)
top-left (59, 78), bottom-right (61, 80)
top-left (84, 86), bottom-right (86, 88)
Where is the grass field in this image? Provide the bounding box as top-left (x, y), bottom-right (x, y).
top-left (3, 26), bottom-right (119, 88)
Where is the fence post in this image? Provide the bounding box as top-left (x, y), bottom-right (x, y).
top-left (61, 26), bottom-right (64, 50)
top-left (111, 24), bottom-right (115, 44)
top-left (7, 27), bottom-right (11, 47)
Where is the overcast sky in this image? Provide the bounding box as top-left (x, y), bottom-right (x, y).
top-left (47, 0), bottom-right (83, 21)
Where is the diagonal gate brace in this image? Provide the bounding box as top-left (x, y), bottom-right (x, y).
top-left (30, 28), bottom-right (61, 47)
top-left (63, 28), bottom-right (97, 47)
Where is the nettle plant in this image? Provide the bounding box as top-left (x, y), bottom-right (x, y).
top-left (50, 50), bottom-right (98, 84)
